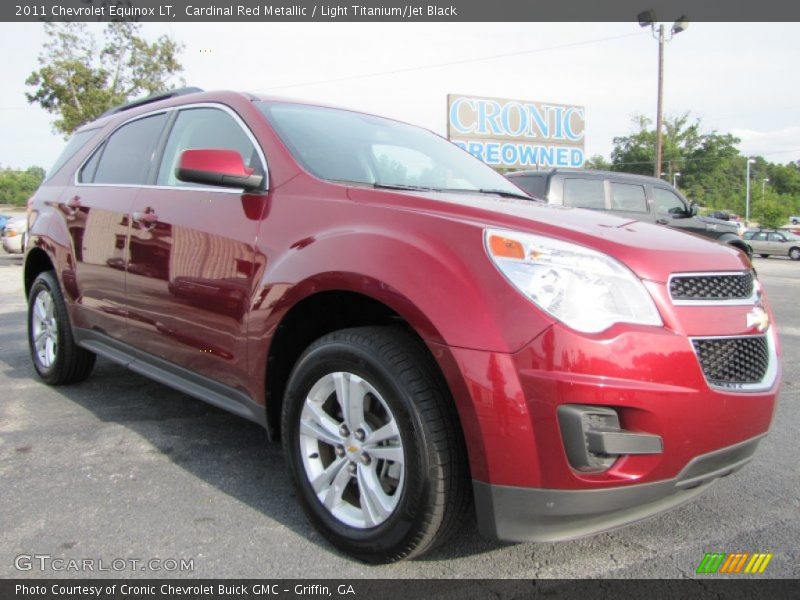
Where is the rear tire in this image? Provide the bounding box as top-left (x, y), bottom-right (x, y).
top-left (28, 271), bottom-right (95, 385)
top-left (281, 326), bottom-right (470, 563)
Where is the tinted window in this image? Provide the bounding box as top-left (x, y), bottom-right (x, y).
top-left (157, 107), bottom-right (263, 187)
top-left (79, 145), bottom-right (103, 183)
top-left (653, 187), bottom-right (686, 214)
top-left (510, 175), bottom-right (547, 197)
top-left (610, 182), bottom-right (648, 212)
top-left (767, 233), bottom-right (785, 242)
top-left (93, 114), bottom-right (168, 185)
top-left (48, 128), bottom-right (99, 180)
top-left (563, 178), bottom-right (605, 209)
top-left (750, 232), bottom-right (768, 241)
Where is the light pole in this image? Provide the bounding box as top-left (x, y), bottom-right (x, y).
top-left (673, 172), bottom-right (681, 187)
top-left (745, 158), bottom-right (755, 226)
top-left (638, 12), bottom-right (689, 178)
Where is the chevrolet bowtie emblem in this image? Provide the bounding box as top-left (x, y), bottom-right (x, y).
top-left (746, 307), bottom-right (770, 332)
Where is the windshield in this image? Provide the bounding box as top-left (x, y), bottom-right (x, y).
top-left (257, 102), bottom-right (526, 196)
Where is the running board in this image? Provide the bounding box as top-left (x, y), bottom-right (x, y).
top-left (74, 328), bottom-right (267, 429)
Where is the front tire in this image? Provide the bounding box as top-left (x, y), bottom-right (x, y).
top-left (282, 326), bottom-right (469, 563)
top-left (28, 271), bottom-right (95, 384)
top-left (759, 254), bottom-right (770, 258)
top-left (789, 247), bottom-right (800, 261)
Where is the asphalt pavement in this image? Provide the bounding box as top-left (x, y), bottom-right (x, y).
top-left (0, 252), bottom-right (798, 579)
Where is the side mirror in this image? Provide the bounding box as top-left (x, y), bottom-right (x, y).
top-left (176, 149), bottom-right (264, 191)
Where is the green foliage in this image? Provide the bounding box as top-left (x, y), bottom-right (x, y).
top-left (0, 166), bottom-right (46, 206)
top-left (604, 114), bottom-right (800, 218)
top-left (753, 190), bottom-right (792, 229)
top-left (26, 22), bottom-right (184, 136)
top-left (584, 154), bottom-right (611, 170)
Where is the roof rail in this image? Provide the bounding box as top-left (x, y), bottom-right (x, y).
top-left (100, 87), bottom-right (204, 118)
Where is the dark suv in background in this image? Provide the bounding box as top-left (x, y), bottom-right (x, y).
top-left (507, 169), bottom-right (751, 257)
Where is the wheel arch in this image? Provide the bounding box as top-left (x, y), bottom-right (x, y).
top-left (24, 246), bottom-right (55, 299)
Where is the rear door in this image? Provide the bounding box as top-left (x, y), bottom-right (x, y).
top-left (124, 104), bottom-right (267, 391)
top-left (66, 112), bottom-right (169, 340)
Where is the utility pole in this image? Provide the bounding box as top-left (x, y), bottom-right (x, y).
top-left (639, 13), bottom-right (689, 179)
top-left (655, 24), bottom-right (665, 178)
top-left (745, 158), bottom-right (755, 226)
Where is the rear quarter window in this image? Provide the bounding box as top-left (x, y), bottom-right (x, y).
top-left (510, 175), bottom-right (547, 197)
top-left (46, 128), bottom-right (100, 181)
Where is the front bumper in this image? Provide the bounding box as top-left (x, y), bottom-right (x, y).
top-left (474, 434), bottom-right (763, 542)
top-left (429, 318), bottom-right (779, 542)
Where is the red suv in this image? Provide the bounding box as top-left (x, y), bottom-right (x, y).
top-left (25, 89), bottom-right (780, 563)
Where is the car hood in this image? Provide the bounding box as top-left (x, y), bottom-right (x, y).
top-left (348, 187), bottom-right (751, 284)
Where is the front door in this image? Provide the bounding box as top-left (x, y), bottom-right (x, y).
top-left (124, 105), bottom-right (267, 392)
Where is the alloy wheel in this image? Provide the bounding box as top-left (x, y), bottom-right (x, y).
top-left (298, 371), bottom-right (405, 528)
top-left (31, 289), bottom-right (58, 369)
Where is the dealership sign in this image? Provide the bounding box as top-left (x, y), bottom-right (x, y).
top-left (447, 94), bottom-right (586, 169)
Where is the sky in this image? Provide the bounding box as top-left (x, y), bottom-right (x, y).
top-left (1, 22), bottom-right (798, 171)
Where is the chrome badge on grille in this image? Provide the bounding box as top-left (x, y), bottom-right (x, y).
top-left (746, 307), bottom-right (770, 333)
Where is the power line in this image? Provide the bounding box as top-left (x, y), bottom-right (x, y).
top-left (253, 31), bottom-right (645, 92)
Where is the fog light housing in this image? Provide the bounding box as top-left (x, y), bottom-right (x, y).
top-left (557, 405), bottom-right (663, 472)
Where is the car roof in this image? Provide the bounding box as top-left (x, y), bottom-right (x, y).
top-left (76, 89), bottom-right (407, 134)
top-left (508, 169), bottom-right (671, 185)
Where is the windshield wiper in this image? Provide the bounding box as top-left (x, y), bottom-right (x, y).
top-left (476, 188), bottom-right (537, 201)
top-left (373, 182), bottom-right (441, 192)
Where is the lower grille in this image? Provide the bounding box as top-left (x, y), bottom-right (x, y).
top-left (692, 336), bottom-right (769, 386)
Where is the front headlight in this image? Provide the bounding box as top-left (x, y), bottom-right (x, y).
top-left (485, 229), bottom-right (662, 333)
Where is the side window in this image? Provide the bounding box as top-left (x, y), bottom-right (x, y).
top-left (752, 232), bottom-right (768, 242)
top-left (563, 178), bottom-right (605, 210)
top-left (157, 107), bottom-right (263, 187)
top-left (767, 233), bottom-right (784, 242)
top-left (91, 113), bottom-right (168, 185)
top-left (653, 188), bottom-right (687, 215)
top-left (610, 182), bottom-right (648, 212)
top-left (78, 144), bottom-right (103, 183)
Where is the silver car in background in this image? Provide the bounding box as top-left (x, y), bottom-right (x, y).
top-left (1, 216), bottom-right (27, 254)
top-left (744, 229), bottom-right (800, 260)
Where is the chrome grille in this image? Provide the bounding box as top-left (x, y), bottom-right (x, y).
top-left (692, 336), bottom-right (769, 386)
top-left (670, 272), bottom-right (754, 301)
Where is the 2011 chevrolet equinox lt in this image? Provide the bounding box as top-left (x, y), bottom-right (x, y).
top-left (24, 88), bottom-right (780, 563)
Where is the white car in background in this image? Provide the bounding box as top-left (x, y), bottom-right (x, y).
top-left (1, 216), bottom-right (28, 254)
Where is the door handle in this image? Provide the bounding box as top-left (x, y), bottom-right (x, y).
top-left (132, 209), bottom-right (159, 225)
top-left (656, 218), bottom-right (669, 225)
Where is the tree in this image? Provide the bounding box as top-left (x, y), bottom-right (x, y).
top-left (753, 190), bottom-right (791, 229)
top-left (26, 22), bottom-right (184, 136)
top-left (608, 114), bottom-right (746, 211)
top-left (584, 154), bottom-right (611, 170)
top-left (0, 166), bottom-right (46, 206)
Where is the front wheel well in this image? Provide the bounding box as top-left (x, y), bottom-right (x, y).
top-left (24, 247), bottom-right (55, 299)
top-left (264, 291), bottom-right (437, 441)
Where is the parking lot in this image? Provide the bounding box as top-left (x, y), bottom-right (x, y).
top-left (0, 252), bottom-right (797, 579)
